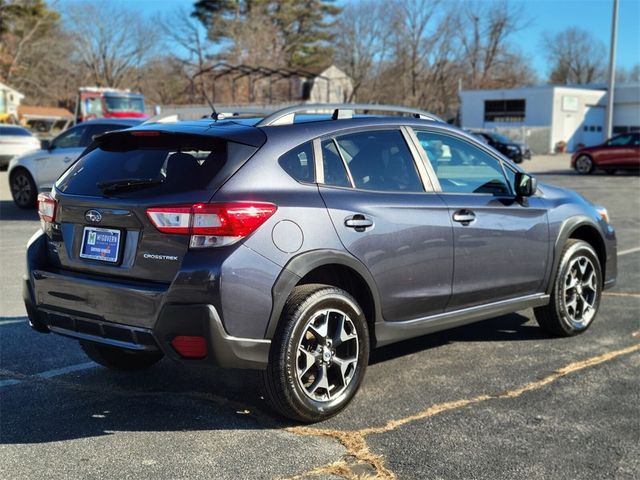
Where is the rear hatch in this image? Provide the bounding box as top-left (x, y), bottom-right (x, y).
top-left (46, 123), bottom-right (265, 283)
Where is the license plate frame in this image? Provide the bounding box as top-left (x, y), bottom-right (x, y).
top-left (79, 226), bottom-right (122, 264)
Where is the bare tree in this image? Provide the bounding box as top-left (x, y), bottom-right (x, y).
top-left (454, 0), bottom-right (528, 89)
top-left (0, 0), bottom-right (77, 105)
top-left (66, 1), bottom-right (159, 88)
top-left (333, 0), bottom-right (393, 101)
top-left (543, 27), bottom-right (606, 84)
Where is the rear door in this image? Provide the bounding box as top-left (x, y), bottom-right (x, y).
top-left (317, 128), bottom-right (454, 322)
top-left (411, 128), bottom-right (549, 311)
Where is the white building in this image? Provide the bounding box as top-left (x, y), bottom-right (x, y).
top-left (302, 65), bottom-right (353, 103)
top-left (0, 82), bottom-right (25, 122)
top-left (459, 84), bottom-right (640, 153)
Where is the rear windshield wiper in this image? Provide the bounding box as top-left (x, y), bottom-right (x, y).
top-left (97, 178), bottom-right (164, 194)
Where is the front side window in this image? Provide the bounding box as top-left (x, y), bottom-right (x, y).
top-left (607, 134), bottom-right (633, 146)
top-left (53, 126), bottom-right (86, 149)
top-left (414, 130), bottom-right (512, 196)
top-left (331, 130), bottom-right (423, 193)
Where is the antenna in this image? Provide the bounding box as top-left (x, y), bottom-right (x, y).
top-left (198, 81), bottom-right (224, 121)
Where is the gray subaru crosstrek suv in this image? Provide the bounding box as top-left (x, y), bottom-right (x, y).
top-left (24, 104), bottom-right (616, 422)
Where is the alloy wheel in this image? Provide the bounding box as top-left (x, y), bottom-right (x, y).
top-left (11, 173), bottom-right (33, 207)
top-left (575, 156), bottom-right (593, 174)
top-left (563, 255), bottom-right (598, 329)
top-left (296, 308), bottom-right (359, 402)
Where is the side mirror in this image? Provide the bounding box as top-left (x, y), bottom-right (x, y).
top-left (514, 172), bottom-right (537, 197)
top-left (41, 139), bottom-right (52, 151)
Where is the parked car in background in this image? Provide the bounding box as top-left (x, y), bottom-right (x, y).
top-left (0, 125), bottom-right (40, 170)
top-left (572, 132), bottom-right (640, 174)
top-left (469, 130), bottom-right (526, 163)
top-left (24, 104), bottom-right (616, 422)
top-left (8, 118), bottom-right (141, 208)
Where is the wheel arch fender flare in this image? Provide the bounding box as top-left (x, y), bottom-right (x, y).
top-left (264, 249), bottom-right (383, 341)
top-left (546, 215), bottom-right (606, 294)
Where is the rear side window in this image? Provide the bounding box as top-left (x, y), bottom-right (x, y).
top-left (0, 126), bottom-right (32, 136)
top-left (56, 133), bottom-right (258, 198)
top-left (279, 141), bottom-right (314, 182)
top-left (333, 130), bottom-right (423, 192)
top-left (321, 139), bottom-right (351, 187)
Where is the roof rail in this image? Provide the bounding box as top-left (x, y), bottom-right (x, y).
top-left (255, 103), bottom-right (443, 127)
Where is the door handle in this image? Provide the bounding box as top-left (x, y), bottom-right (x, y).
top-left (452, 209), bottom-right (476, 225)
top-left (345, 214), bottom-right (373, 231)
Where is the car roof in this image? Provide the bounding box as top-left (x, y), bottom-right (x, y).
top-left (0, 125), bottom-right (31, 132)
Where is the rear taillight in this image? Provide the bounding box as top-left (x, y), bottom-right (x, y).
top-left (146, 202), bottom-right (277, 248)
top-left (37, 193), bottom-right (57, 223)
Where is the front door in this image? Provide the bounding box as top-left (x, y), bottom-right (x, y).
top-left (598, 133), bottom-right (640, 168)
top-left (36, 124), bottom-right (88, 189)
top-left (316, 128), bottom-right (454, 322)
top-left (411, 128), bottom-right (550, 311)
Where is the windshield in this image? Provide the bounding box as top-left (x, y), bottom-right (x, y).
top-left (104, 95), bottom-right (145, 113)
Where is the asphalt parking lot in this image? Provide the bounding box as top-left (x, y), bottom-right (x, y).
top-left (1, 155), bottom-right (638, 480)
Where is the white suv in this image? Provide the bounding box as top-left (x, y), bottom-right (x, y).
top-left (8, 118), bottom-right (141, 208)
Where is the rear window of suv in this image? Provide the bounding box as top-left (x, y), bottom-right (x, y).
top-left (55, 133), bottom-right (259, 198)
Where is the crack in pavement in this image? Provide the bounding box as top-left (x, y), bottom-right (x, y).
top-left (284, 342), bottom-right (640, 480)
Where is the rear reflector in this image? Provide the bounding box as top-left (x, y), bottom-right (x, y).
top-left (147, 202), bottom-right (277, 248)
top-left (37, 192), bottom-right (56, 223)
top-left (171, 335), bottom-right (207, 359)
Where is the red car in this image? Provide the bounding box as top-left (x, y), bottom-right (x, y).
top-left (572, 132), bottom-right (640, 174)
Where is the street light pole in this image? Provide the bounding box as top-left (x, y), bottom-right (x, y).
top-left (605, 0), bottom-right (619, 139)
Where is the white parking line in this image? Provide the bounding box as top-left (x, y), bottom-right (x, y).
top-left (0, 316), bottom-right (27, 326)
top-left (36, 362), bottom-right (96, 379)
top-left (0, 362), bottom-right (96, 388)
top-left (619, 246), bottom-right (640, 256)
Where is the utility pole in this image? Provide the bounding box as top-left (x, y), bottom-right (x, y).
top-left (605, 0), bottom-right (619, 139)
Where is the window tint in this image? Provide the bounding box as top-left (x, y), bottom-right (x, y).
top-left (279, 141), bottom-right (314, 182)
top-left (56, 134), bottom-right (258, 198)
top-left (333, 130), bottom-right (423, 192)
top-left (53, 126), bottom-right (86, 148)
top-left (414, 130), bottom-right (512, 195)
top-left (321, 139), bottom-right (351, 187)
top-left (608, 134), bottom-right (633, 146)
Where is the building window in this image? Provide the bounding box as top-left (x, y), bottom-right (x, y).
top-left (484, 99), bottom-right (525, 122)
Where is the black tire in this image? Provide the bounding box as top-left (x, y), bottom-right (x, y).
top-left (10, 168), bottom-right (38, 208)
top-left (534, 239), bottom-right (602, 337)
top-left (574, 155), bottom-right (594, 175)
top-left (80, 341), bottom-right (163, 371)
top-left (260, 284), bottom-right (370, 423)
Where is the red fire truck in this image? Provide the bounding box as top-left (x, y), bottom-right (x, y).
top-left (75, 87), bottom-right (148, 123)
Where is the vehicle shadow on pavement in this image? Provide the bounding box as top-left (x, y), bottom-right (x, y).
top-left (371, 312), bottom-right (545, 365)
top-left (0, 200), bottom-right (38, 221)
top-left (0, 313), bottom-right (549, 445)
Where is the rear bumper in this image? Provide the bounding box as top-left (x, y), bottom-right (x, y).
top-left (23, 231), bottom-right (270, 369)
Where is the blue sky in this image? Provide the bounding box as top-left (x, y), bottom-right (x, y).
top-left (73, 0), bottom-right (640, 79)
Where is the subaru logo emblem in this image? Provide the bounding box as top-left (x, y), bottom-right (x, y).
top-left (85, 209), bottom-right (102, 223)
